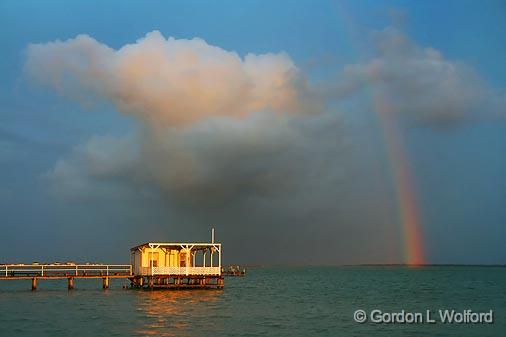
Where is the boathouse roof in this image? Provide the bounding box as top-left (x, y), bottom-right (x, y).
top-left (130, 242), bottom-right (221, 251)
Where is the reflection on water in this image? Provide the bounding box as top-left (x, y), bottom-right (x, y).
top-left (135, 290), bottom-right (223, 337)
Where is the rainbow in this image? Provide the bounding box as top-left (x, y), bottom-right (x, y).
top-left (333, 3), bottom-right (425, 265)
top-left (374, 93), bottom-right (425, 265)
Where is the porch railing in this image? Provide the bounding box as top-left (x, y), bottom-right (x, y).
top-left (142, 266), bottom-right (221, 276)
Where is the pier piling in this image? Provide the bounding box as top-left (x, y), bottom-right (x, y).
top-left (102, 277), bottom-right (109, 289)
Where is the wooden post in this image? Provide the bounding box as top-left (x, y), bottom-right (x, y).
top-left (68, 277), bottom-right (74, 290)
top-left (31, 278), bottom-right (37, 291)
top-left (150, 248), bottom-right (153, 276)
top-left (218, 245), bottom-right (221, 271)
top-left (185, 246), bottom-right (189, 276)
top-left (102, 277), bottom-right (109, 289)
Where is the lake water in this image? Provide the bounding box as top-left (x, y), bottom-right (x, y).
top-left (0, 266), bottom-right (504, 336)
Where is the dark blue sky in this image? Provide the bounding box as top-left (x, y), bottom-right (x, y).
top-left (0, 0), bottom-right (505, 264)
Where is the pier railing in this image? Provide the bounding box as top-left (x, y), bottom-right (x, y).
top-left (144, 266), bottom-right (221, 276)
top-left (1, 264), bottom-right (132, 278)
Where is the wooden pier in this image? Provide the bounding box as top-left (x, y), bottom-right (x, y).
top-left (0, 264), bottom-right (132, 290)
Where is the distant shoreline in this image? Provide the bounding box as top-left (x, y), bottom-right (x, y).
top-left (240, 264), bottom-right (506, 268)
top-left (354, 264), bottom-right (506, 267)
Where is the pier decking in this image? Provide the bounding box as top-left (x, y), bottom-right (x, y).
top-left (0, 264), bottom-right (132, 289)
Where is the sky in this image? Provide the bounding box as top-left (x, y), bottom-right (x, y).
top-left (0, 0), bottom-right (505, 265)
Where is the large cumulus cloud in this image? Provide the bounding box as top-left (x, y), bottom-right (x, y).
top-left (26, 31), bottom-right (333, 205)
top-left (25, 31), bottom-right (320, 128)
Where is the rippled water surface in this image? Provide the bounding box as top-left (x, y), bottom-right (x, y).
top-left (0, 267), bottom-right (505, 336)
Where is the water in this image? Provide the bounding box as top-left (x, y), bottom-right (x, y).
top-left (0, 267), bottom-right (504, 337)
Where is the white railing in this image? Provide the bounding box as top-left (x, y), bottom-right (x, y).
top-left (144, 266), bottom-right (221, 276)
top-left (0, 264), bottom-right (132, 277)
